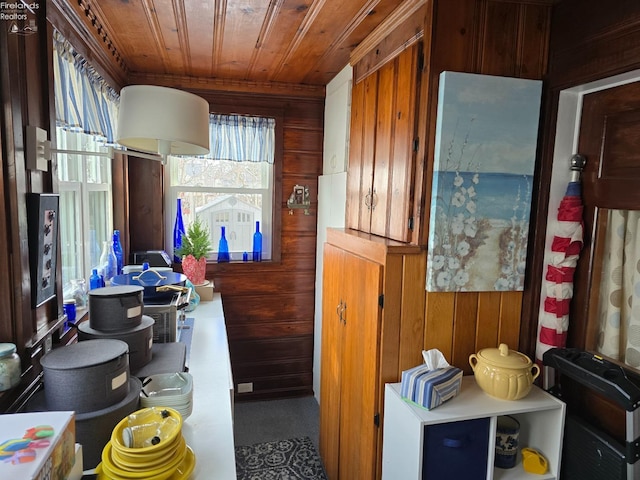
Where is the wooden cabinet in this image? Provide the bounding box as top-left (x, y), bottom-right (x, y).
top-left (319, 228), bottom-right (426, 479)
top-left (346, 42), bottom-right (422, 242)
top-left (382, 378), bottom-right (566, 480)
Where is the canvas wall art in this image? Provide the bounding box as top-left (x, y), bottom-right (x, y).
top-left (426, 72), bottom-right (542, 292)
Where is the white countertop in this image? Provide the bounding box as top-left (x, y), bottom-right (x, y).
top-left (181, 293), bottom-right (236, 479)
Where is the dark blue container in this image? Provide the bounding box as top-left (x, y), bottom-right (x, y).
top-left (422, 417), bottom-right (490, 479)
top-left (112, 229), bottom-right (123, 275)
top-left (89, 268), bottom-right (103, 289)
top-left (217, 226), bottom-right (230, 262)
top-left (252, 221), bottom-right (262, 262)
top-left (173, 198), bottom-right (186, 263)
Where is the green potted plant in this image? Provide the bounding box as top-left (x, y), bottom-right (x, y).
top-left (176, 216), bottom-right (213, 285)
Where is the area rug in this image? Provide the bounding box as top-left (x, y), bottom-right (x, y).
top-left (235, 436), bottom-right (328, 480)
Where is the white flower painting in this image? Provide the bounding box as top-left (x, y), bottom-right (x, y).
top-left (426, 72), bottom-right (542, 292)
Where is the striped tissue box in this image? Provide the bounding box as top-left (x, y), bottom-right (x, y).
top-left (400, 365), bottom-right (463, 410)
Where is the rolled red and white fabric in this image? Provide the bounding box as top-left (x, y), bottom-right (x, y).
top-left (536, 181), bottom-right (584, 364)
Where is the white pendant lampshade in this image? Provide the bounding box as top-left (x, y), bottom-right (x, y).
top-left (116, 85), bottom-right (210, 156)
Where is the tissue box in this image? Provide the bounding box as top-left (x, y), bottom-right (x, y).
top-left (0, 411), bottom-right (76, 480)
top-left (400, 365), bottom-right (463, 410)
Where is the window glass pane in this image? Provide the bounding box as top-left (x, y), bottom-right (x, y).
top-left (56, 127), bottom-right (113, 292)
top-left (59, 190), bottom-right (82, 285)
top-left (171, 158), bottom-right (268, 189)
top-left (89, 190), bottom-right (111, 266)
top-left (176, 191), bottom-right (266, 258)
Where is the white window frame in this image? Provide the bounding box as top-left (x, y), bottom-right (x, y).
top-left (56, 128), bottom-right (113, 293)
top-left (165, 159), bottom-right (274, 261)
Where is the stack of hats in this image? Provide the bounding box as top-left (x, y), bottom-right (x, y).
top-left (37, 339), bottom-right (142, 470)
top-left (78, 286), bottom-right (155, 371)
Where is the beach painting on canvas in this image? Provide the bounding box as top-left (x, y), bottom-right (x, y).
top-left (426, 71), bottom-right (542, 292)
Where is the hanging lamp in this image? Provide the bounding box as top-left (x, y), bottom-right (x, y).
top-left (116, 85), bottom-right (210, 157)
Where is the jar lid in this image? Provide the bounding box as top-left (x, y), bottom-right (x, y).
top-left (64, 298), bottom-right (76, 305)
top-left (477, 343), bottom-right (533, 369)
top-left (0, 342), bottom-right (17, 358)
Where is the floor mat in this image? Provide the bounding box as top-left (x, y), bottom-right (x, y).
top-left (235, 436), bottom-right (327, 480)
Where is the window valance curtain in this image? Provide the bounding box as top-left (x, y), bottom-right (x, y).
top-left (53, 29), bottom-right (119, 144)
top-left (208, 114), bottom-right (275, 164)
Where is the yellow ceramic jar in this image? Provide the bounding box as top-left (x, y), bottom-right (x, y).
top-left (469, 343), bottom-right (540, 400)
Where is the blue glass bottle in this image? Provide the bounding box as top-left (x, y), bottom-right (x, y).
top-left (173, 198), bottom-right (186, 263)
top-left (252, 221), bottom-right (262, 262)
top-left (112, 229), bottom-right (124, 275)
top-left (89, 268), bottom-right (102, 290)
top-left (217, 226), bottom-right (230, 262)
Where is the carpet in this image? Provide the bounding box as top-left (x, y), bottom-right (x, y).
top-left (235, 436), bottom-right (328, 480)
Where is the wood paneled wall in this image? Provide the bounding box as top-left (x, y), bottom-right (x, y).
top-left (417, 0), bottom-right (553, 372)
top-left (198, 92), bottom-right (324, 400)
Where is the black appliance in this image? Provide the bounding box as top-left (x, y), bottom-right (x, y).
top-left (131, 250), bottom-right (172, 267)
top-left (543, 348), bottom-right (640, 480)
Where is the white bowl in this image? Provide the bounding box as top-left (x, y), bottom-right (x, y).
top-left (141, 373), bottom-right (192, 398)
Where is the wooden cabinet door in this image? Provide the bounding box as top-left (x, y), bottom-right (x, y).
top-left (338, 250), bottom-right (383, 479)
top-left (319, 243), bottom-right (345, 479)
top-left (346, 43), bottom-right (421, 242)
top-left (346, 73), bottom-right (378, 234)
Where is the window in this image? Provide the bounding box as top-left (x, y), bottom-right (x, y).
top-left (166, 114), bottom-right (275, 261)
top-left (56, 129), bottom-right (113, 293)
top-left (53, 29), bottom-right (118, 295)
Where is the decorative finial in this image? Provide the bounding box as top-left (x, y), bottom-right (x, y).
top-left (569, 154), bottom-right (586, 182)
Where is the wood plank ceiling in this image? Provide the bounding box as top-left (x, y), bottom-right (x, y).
top-left (61, 0), bottom-right (409, 90)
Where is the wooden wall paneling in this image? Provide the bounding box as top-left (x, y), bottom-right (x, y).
top-left (397, 253), bottom-right (427, 376)
top-left (478, 1), bottom-right (519, 76)
top-left (423, 292), bottom-right (456, 360)
top-left (518, 4), bottom-right (551, 79)
top-left (379, 254), bottom-right (403, 389)
top-left (451, 293), bottom-right (479, 372)
top-left (475, 291), bottom-right (501, 350)
top-left (111, 153), bottom-right (129, 260)
top-left (126, 156), bottom-right (165, 256)
top-left (497, 291), bottom-right (523, 349)
top-left (209, 93), bottom-right (323, 400)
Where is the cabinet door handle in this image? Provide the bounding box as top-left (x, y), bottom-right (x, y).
top-left (336, 302), bottom-right (342, 321)
top-left (336, 301), bottom-right (346, 324)
top-left (364, 189), bottom-right (372, 210)
top-left (370, 188), bottom-right (377, 211)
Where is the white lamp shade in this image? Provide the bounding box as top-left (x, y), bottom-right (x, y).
top-left (117, 85), bottom-right (210, 155)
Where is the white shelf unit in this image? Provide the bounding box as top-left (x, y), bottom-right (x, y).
top-left (382, 376), bottom-right (566, 480)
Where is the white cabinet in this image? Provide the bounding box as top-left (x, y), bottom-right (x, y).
top-left (382, 376), bottom-right (566, 480)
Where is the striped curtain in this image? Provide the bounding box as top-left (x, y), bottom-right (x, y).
top-left (208, 114), bottom-right (275, 163)
top-left (53, 30), bottom-right (119, 143)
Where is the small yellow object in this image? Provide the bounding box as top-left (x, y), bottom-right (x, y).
top-left (522, 447), bottom-right (548, 475)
